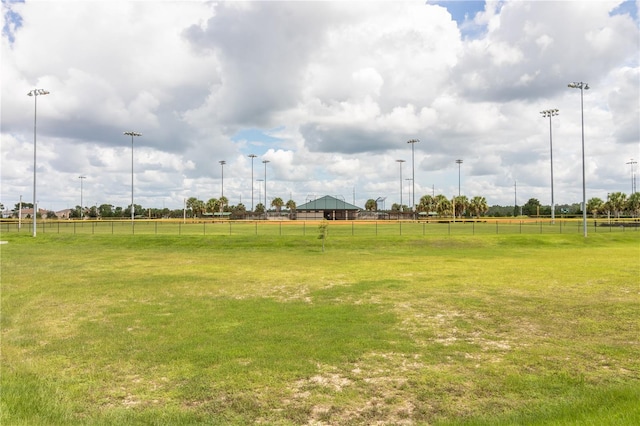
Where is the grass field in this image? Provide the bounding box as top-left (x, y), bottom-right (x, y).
top-left (1, 225), bottom-right (639, 425)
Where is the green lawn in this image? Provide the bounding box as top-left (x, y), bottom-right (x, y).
top-left (1, 230), bottom-right (638, 425)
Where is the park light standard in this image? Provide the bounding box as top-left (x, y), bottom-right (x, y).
top-left (219, 160), bottom-right (226, 197)
top-left (540, 109), bottom-right (559, 223)
top-left (124, 131), bottom-right (142, 225)
top-left (27, 88), bottom-right (50, 237)
top-left (568, 81), bottom-right (589, 237)
top-left (407, 139), bottom-right (419, 215)
top-left (262, 160), bottom-right (270, 213)
top-left (396, 159), bottom-right (405, 211)
top-left (455, 159), bottom-right (463, 196)
top-left (79, 175), bottom-right (86, 220)
top-left (626, 159), bottom-right (637, 194)
top-left (248, 154), bottom-right (257, 211)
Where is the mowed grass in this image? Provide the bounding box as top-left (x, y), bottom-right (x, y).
top-left (1, 230), bottom-right (638, 425)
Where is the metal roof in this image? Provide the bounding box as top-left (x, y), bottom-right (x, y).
top-left (297, 195), bottom-right (361, 211)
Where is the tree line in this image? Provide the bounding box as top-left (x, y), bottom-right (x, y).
top-left (4, 190), bottom-right (639, 220)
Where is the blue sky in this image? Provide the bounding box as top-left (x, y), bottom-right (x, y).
top-left (1, 1), bottom-right (638, 211)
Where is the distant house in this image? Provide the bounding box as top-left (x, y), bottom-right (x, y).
top-left (296, 195), bottom-right (361, 220)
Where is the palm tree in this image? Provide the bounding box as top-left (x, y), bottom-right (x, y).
top-left (418, 195), bottom-right (435, 214)
top-left (627, 192), bottom-right (640, 217)
top-left (365, 199), bottom-right (377, 211)
top-left (453, 195), bottom-right (469, 218)
top-left (607, 192), bottom-right (627, 218)
top-left (219, 196), bottom-right (228, 213)
top-left (271, 197), bottom-right (284, 213)
top-left (206, 198), bottom-right (219, 215)
top-left (255, 203), bottom-right (265, 214)
top-left (586, 197), bottom-right (604, 218)
top-left (434, 194), bottom-right (451, 217)
top-left (186, 197), bottom-right (205, 218)
top-left (468, 196), bottom-right (488, 218)
top-left (286, 199), bottom-right (296, 219)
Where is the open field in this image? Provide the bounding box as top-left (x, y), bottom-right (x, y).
top-left (1, 229), bottom-right (639, 425)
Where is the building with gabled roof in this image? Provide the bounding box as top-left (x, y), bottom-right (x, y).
top-left (296, 195), bottom-right (361, 220)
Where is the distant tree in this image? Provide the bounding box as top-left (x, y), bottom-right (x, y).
top-left (586, 197), bottom-right (604, 218)
top-left (219, 196), bottom-right (228, 212)
top-left (522, 198), bottom-right (541, 216)
top-left (271, 197), bottom-right (284, 212)
top-left (453, 195), bottom-right (468, 218)
top-left (365, 199), bottom-right (377, 211)
top-left (255, 203), bottom-right (265, 214)
top-left (434, 195), bottom-right (451, 217)
top-left (627, 192), bottom-right (640, 217)
top-left (46, 210), bottom-right (57, 219)
top-left (206, 198), bottom-right (219, 215)
top-left (418, 195), bottom-right (435, 213)
top-left (98, 204), bottom-right (114, 218)
top-left (468, 196), bottom-right (489, 218)
top-left (286, 199), bottom-right (296, 212)
top-left (607, 192), bottom-right (627, 218)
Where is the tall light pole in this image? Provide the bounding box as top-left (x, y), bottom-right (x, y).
top-left (248, 154), bottom-right (257, 211)
top-left (407, 139), bottom-right (419, 214)
top-left (124, 131), bottom-right (142, 225)
top-left (219, 160), bottom-right (226, 197)
top-left (79, 175), bottom-right (86, 220)
top-left (396, 159), bottom-right (405, 211)
top-left (568, 81), bottom-right (589, 237)
top-left (455, 159), bottom-right (463, 196)
top-left (541, 109), bottom-right (559, 223)
top-left (256, 179), bottom-right (263, 208)
top-left (406, 178), bottom-right (413, 212)
top-left (627, 159), bottom-right (637, 194)
top-left (27, 88), bottom-right (49, 237)
top-left (262, 160), bottom-right (270, 213)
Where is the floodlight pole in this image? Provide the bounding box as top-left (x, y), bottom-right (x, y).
top-left (407, 139), bottom-right (419, 218)
top-left (456, 159), bottom-right (463, 196)
top-left (124, 131), bottom-right (142, 225)
top-left (627, 159), bottom-right (637, 194)
top-left (79, 175), bottom-right (86, 220)
top-left (541, 109), bottom-right (559, 223)
top-left (249, 154), bottom-right (257, 211)
top-left (262, 160), bottom-right (270, 217)
top-left (396, 159), bottom-right (405, 212)
top-left (219, 160), bottom-right (226, 197)
top-left (27, 88), bottom-right (49, 237)
top-left (568, 82), bottom-right (589, 237)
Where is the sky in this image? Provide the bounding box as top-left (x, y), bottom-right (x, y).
top-left (1, 0), bottom-right (639, 212)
